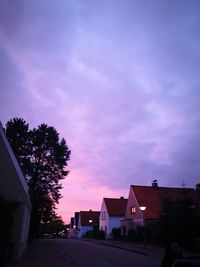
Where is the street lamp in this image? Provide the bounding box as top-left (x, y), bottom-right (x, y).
top-left (140, 206), bottom-right (147, 249)
top-left (140, 206), bottom-right (146, 212)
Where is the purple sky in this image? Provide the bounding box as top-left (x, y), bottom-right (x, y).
top-left (1, 0), bottom-right (200, 223)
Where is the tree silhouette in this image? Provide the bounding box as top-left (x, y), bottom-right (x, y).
top-left (5, 118), bottom-right (71, 239)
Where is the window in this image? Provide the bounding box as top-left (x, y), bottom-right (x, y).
top-left (101, 211), bottom-right (106, 220)
top-left (130, 207), bottom-right (136, 214)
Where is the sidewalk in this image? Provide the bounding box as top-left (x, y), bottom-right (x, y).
top-left (83, 239), bottom-right (200, 260)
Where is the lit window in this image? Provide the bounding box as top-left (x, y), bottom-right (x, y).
top-left (130, 207), bottom-right (136, 214)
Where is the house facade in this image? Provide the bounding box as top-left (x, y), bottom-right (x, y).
top-left (99, 197), bottom-right (128, 238)
top-left (0, 122), bottom-right (31, 262)
top-left (121, 180), bottom-right (200, 236)
top-left (77, 210), bottom-right (100, 238)
top-left (68, 212), bottom-right (80, 238)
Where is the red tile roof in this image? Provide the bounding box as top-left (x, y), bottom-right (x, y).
top-left (80, 211), bottom-right (100, 226)
top-left (104, 197), bottom-right (128, 216)
top-left (131, 185), bottom-right (200, 219)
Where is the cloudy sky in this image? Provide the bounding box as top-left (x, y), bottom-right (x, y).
top-left (1, 0), bottom-right (200, 223)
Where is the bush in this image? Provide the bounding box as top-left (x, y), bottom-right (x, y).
top-left (128, 228), bottom-right (137, 241)
top-left (97, 230), bottom-right (105, 240)
top-left (112, 227), bottom-right (121, 240)
top-left (135, 225), bottom-right (144, 242)
top-left (84, 230), bottom-right (94, 239)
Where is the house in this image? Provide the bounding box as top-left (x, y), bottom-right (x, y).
top-left (0, 122), bottom-right (31, 262)
top-left (68, 217), bottom-right (75, 238)
top-left (99, 197), bottom-right (128, 238)
top-left (68, 212), bottom-right (80, 238)
top-left (77, 210), bottom-right (100, 238)
top-left (121, 180), bottom-right (200, 236)
top-left (74, 211), bottom-right (80, 229)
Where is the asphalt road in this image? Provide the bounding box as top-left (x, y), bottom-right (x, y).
top-left (11, 239), bottom-right (161, 267)
top-left (59, 239), bottom-right (161, 267)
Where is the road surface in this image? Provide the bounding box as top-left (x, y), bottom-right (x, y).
top-left (10, 239), bottom-right (161, 267)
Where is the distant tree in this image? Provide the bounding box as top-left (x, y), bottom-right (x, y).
top-left (40, 216), bottom-right (66, 237)
top-left (5, 118), bottom-right (71, 239)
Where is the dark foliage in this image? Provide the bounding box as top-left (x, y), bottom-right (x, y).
top-left (40, 216), bottom-right (66, 237)
top-left (84, 229), bottom-right (105, 240)
top-left (5, 118), bottom-right (71, 239)
top-left (128, 228), bottom-right (137, 241)
top-left (159, 198), bottom-right (200, 248)
top-left (97, 230), bottom-right (106, 239)
top-left (112, 227), bottom-right (121, 240)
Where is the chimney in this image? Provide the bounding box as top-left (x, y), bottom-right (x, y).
top-left (152, 180), bottom-right (158, 189)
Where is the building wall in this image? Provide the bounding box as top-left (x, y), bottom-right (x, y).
top-left (125, 187), bottom-right (143, 225)
top-left (0, 124), bottom-right (31, 262)
top-left (11, 203), bottom-right (31, 260)
top-left (0, 125), bottom-right (29, 200)
top-left (109, 216), bottom-right (124, 234)
top-left (99, 200), bottom-right (125, 238)
top-left (99, 200), bottom-right (109, 234)
top-left (77, 226), bottom-right (93, 238)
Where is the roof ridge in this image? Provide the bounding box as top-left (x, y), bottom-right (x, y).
top-left (131, 185), bottom-right (194, 190)
top-left (104, 197), bottom-right (128, 200)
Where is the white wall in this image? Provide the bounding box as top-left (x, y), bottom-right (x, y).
top-left (99, 200), bottom-right (109, 234)
top-left (11, 203), bottom-right (31, 260)
top-left (109, 216), bottom-right (124, 234)
top-left (0, 123), bottom-right (31, 261)
top-left (0, 124), bottom-right (29, 200)
top-left (99, 199), bottom-right (125, 238)
top-left (77, 226), bottom-right (93, 238)
top-left (125, 187), bottom-right (143, 225)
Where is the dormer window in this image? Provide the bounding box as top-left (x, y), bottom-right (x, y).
top-left (130, 207), bottom-right (136, 214)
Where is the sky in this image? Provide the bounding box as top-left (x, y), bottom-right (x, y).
top-left (1, 0), bottom-right (200, 223)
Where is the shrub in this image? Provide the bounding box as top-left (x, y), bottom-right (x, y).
top-left (97, 230), bottom-right (105, 240)
top-left (128, 228), bottom-right (137, 241)
top-left (112, 227), bottom-right (121, 240)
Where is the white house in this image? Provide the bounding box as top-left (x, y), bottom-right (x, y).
top-left (0, 122), bottom-right (31, 262)
top-left (99, 197), bottom-right (127, 238)
top-left (68, 212), bottom-right (79, 238)
top-left (77, 210), bottom-right (100, 238)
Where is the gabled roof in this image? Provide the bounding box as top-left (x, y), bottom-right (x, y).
top-left (131, 185), bottom-right (200, 219)
top-left (104, 197), bottom-right (128, 216)
top-left (79, 210), bottom-right (100, 226)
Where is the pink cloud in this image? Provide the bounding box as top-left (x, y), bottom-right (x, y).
top-left (56, 170), bottom-right (128, 223)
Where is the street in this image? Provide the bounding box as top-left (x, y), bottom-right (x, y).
top-left (10, 239), bottom-right (161, 267)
